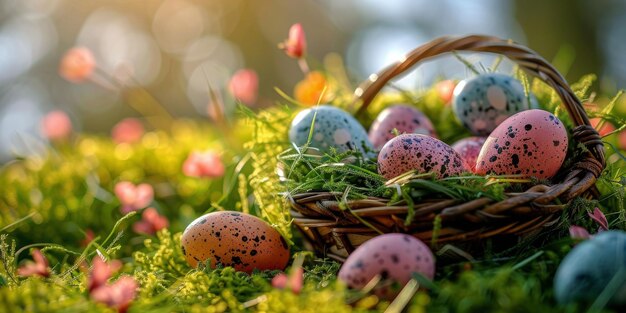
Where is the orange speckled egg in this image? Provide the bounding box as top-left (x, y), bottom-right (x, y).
top-left (181, 211), bottom-right (290, 273)
top-left (475, 109), bottom-right (568, 179)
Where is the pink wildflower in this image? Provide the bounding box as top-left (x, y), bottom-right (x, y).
top-left (87, 256), bottom-right (137, 313)
top-left (228, 69), bottom-right (259, 105)
top-left (17, 249), bottom-right (50, 278)
top-left (182, 151), bottom-right (225, 178)
top-left (132, 207), bottom-right (169, 235)
top-left (114, 182), bottom-right (154, 214)
top-left (88, 256), bottom-right (122, 292)
top-left (435, 80), bottom-right (456, 104)
top-left (280, 23), bottom-right (307, 59)
top-left (590, 118), bottom-right (616, 137)
top-left (569, 225), bottom-right (591, 240)
top-left (111, 118), bottom-right (145, 144)
top-left (589, 207), bottom-right (609, 231)
top-left (59, 47), bottom-right (96, 83)
top-left (272, 267), bottom-right (304, 294)
top-left (41, 110), bottom-right (72, 141)
top-left (91, 276), bottom-right (138, 313)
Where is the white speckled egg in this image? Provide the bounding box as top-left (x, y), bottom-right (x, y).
top-left (289, 105), bottom-right (374, 157)
top-left (453, 73), bottom-right (530, 136)
top-left (475, 109), bottom-right (568, 179)
top-left (378, 134), bottom-right (466, 180)
top-left (338, 233), bottom-right (435, 298)
top-left (451, 137), bottom-right (487, 173)
top-left (555, 231), bottom-right (626, 306)
top-left (368, 105), bottom-right (437, 149)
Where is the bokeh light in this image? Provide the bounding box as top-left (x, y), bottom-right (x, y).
top-left (0, 0), bottom-right (624, 161)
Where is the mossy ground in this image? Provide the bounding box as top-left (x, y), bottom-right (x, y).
top-left (0, 73), bottom-right (625, 312)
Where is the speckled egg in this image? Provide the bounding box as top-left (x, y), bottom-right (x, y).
top-left (554, 231), bottom-right (626, 306)
top-left (368, 105), bottom-right (437, 149)
top-left (453, 73), bottom-right (530, 136)
top-left (289, 105), bottom-right (374, 157)
top-left (181, 211), bottom-right (290, 273)
top-left (451, 137), bottom-right (487, 173)
top-left (378, 134), bottom-right (466, 180)
top-left (475, 109), bottom-right (568, 179)
top-left (338, 234), bottom-right (435, 298)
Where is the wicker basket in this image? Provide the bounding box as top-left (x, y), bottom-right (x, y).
top-left (288, 35), bottom-right (606, 262)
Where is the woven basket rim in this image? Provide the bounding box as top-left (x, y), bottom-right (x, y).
top-left (287, 34), bottom-right (606, 261)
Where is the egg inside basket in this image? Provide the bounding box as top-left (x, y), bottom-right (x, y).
top-left (276, 35), bottom-right (605, 263)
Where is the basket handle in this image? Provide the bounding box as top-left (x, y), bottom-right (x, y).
top-left (353, 35), bottom-right (605, 174)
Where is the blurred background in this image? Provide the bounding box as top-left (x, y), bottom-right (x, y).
top-left (0, 0), bottom-right (624, 162)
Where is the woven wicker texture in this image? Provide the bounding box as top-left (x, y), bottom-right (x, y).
top-left (288, 35), bottom-right (606, 262)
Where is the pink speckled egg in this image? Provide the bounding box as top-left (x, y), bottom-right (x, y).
top-left (475, 109), bottom-right (568, 179)
top-left (451, 137), bottom-right (487, 173)
top-left (369, 105), bottom-right (437, 149)
top-left (338, 234), bottom-right (435, 298)
top-left (378, 134), bottom-right (466, 180)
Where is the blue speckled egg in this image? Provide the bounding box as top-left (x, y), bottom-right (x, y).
top-left (453, 73), bottom-right (530, 136)
top-left (554, 231), bottom-right (626, 306)
top-left (288, 105), bottom-right (374, 157)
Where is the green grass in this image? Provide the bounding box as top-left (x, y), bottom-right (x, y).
top-left (0, 73), bottom-right (625, 312)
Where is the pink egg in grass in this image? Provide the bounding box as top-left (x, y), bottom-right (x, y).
top-left (476, 109), bottom-right (568, 179)
top-left (451, 137), bottom-right (487, 173)
top-left (369, 105), bottom-right (437, 149)
top-left (338, 233), bottom-right (435, 299)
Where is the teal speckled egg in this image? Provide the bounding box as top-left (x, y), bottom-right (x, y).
top-left (453, 73), bottom-right (530, 136)
top-left (288, 105), bottom-right (374, 157)
top-left (554, 231), bottom-right (626, 306)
